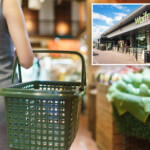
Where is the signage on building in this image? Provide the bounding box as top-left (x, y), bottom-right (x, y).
top-left (135, 11), bottom-right (150, 24)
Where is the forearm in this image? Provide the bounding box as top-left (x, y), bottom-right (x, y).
top-left (3, 0), bottom-right (34, 69)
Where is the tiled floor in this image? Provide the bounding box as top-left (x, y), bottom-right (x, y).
top-left (70, 114), bottom-right (99, 150)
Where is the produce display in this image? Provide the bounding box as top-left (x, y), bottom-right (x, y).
top-left (96, 66), bottom-right (142, 84)
top-left (107, 67), bottom-right (150, 141)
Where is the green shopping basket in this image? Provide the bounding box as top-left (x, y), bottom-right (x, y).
top-left (0, 50), bottom-right (86, 150)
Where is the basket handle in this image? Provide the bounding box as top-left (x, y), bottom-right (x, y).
top-left (12, 50), bottom-right (86, 90)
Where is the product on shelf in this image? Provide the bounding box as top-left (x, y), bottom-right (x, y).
top-left (106, 67), bottom-right (150, 141)
top-left (95, 66), bottom-right (143, 84)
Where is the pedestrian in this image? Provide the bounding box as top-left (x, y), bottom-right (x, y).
top-left (0, 0), bottom-right (34, 149)
top-left (117, 43), bottom-right (119, 52)
top-left (125, 43), bottom-right (127, 53)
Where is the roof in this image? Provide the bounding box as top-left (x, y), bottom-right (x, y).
top-left (102, 5), bottom-right (150, 36)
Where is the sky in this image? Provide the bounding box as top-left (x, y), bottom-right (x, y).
top-left (92, 4), bottom-right (142, 41)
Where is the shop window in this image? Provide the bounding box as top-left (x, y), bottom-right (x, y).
top-left (135, 34), bottom-right (147, 49)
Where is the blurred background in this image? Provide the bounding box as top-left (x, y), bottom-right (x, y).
top-left (17, 1), bottom-right (97, 150)
top-left (19, 0), bottom-right (88, 88)
top-left (16, 1), bottom-right (150, 150)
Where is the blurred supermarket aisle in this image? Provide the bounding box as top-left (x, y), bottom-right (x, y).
top-left (70, 115), bottom-right (98, 150)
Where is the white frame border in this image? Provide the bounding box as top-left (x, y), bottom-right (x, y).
top-left (91, 3), bottom-right (150, 66)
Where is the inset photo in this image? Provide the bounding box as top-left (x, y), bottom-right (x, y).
top-left (92, 4), bottom-right (150, 65)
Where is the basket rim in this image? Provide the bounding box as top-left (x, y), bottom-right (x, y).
top-left (0, 81), bottom-right (86, 99)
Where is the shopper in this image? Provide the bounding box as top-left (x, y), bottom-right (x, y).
top-left (0, 0), bottom-right (34, 149)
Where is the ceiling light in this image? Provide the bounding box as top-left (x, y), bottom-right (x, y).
top-left (28, 0), bottom-right (41, 10)
top-left (56, 22), bottom-right (70, 36)
top-left (40, 0), bottom-right (45, 3)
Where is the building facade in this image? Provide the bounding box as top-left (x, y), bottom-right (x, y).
top-left (97, 5), bottom-right (150, 53)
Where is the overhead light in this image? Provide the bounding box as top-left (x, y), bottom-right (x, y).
top-left (28, 0), bottom-right (41, 10)
top-left (40, 0), bottom-right (44, 2)
top-left (56, 22), bottom-right (69, 35)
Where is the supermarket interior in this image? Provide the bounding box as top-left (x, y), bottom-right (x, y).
top-left (2, 0), bottom-right (150, 150)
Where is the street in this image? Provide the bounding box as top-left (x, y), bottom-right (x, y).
top-left (93, 49), bottom-right (143, 64)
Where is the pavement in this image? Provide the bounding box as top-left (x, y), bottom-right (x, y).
top-left (93, 49), bottom-right (144, 65)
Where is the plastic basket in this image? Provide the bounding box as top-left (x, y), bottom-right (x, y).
top-left (0, 50), bottom-right (86, 150)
